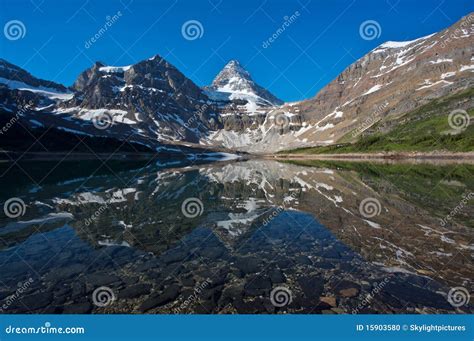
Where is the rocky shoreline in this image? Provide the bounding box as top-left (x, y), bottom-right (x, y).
top-left (269, 151), bottom-right (474, 163)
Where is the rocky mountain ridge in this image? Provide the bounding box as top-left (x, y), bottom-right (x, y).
top-left (203, 12), bottom-right (474, 153)
top-left (0, 12), bottom-right (472, 154)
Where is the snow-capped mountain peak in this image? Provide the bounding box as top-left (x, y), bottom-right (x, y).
top-left (212, 60), bottom-right (253, 91)
top-left (223, 60), bottom-right (250, 75)
top-left (205, 60), bottom-right (283, 109)
top-left (211, 60), bottom-right (255, 93)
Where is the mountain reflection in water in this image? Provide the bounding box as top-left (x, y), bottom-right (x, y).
top-left (0, 159), bottom-right (472, 314)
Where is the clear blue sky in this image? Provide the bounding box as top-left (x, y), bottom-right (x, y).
top-left (1, 0), bottom-right (472, 102)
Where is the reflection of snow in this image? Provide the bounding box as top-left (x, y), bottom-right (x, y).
top-left (373, 237), bottom-right (414, 267)
top-left (98, 239), bottom-right (130, 247)
top-left (216, 198), bottom-right (266, 237)
top-left (118, 220), bottom-right (133, 229)
top-left (53, 188), bottom-right (137, 205)
top-left (217, 212), bottom-right (261, 237)
top-left (0, 212), bottom-right (74, 236)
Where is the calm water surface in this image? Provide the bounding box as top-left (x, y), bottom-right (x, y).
top-left (0, 158), bottom-right (472, 314)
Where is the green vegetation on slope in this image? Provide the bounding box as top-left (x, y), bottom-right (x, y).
top-left (282, 159), bottom-right (474, 228)
top-left (282, 88), bottom-right (474, 154)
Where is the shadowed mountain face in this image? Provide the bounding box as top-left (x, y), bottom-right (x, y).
top-left (0, 159), bottom-right (472, 314)
top-left (66, 56), bottom-right (216, 143)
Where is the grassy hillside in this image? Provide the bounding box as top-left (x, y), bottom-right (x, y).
top-left (282, 88), bottom-right (474, 154)
top-left (282, 159), bottom-right (474, 228)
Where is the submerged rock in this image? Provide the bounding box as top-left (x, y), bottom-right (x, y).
top-left (118, 284), bottom-right (152, 299)
top-left (298, 276), bottom-right (324, 299)
top-left (235, 256), bottom-right (261, 275)
top-left (139, 284), bottom-right (181, 312)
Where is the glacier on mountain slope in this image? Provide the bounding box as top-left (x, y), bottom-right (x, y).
top-left (0, 77), bottom-right (73, 100)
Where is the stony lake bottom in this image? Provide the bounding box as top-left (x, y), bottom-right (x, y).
top-left (0, 158), bottom-right (472, 314)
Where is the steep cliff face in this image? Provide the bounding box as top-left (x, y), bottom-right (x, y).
top-left (65, 55), bottom-right (218, 143)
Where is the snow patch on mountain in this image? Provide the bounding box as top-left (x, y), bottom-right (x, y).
top-left (98, 65), bottom-right (132, 73)
top-left (373, 33), bottom-right (435, 52)
top-left (362, 84), bottom-right (383, 96)
top-left (0, 77), bottom-right (73, 100)
top-left (460, 64), bottom-right (474, 72)
top-left (430, 58), bottom-right (453, 64)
